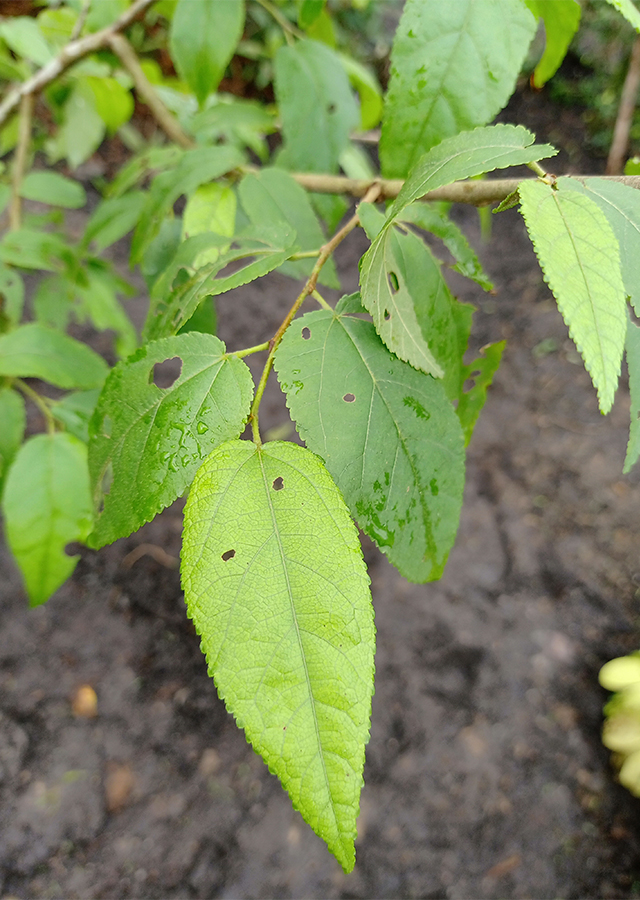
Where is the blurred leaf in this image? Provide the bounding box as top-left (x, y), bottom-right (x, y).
top-left (85, 77), bottom-right (134, 134)
top-left (0, 387), bottom-right (26, 498)
top-left (82, 191), bottom-right (147, 252)
top-left (297, 0), bottom-right (325, 29)
top-left (0, 323), bottom-right (108, 389)
top-left (20, 171), bottom-right (87, 209)
top-left (47, 80), bottom-right (105, 169)
top-left (170, 0), bottom-right (245, 104)
top-left (604, 0), bottom-right (640, 32)
top-left (0, 229), bottom-right (72, 271)
top-left (86, 0), bottom-right (128, 31)
top-left (0, 264), bottom-right (24, 326)
top-left (106, 145), bottom-right (184, 199)
top-left (0, 17), bottom-right (54, 66)
top-left (190, 99), bottom-right (276, 162)
top-left (51, 390), bottom-right (101, 444)
top-left (37, 7), bottom-right (77, 47)
top-left (339, 54), bottom-right (383, 131)
top-left (525, 0), bottom-right (581, 87)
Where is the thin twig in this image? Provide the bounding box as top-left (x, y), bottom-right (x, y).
top-left (239, 168), bottom-right (640, 206)
top-left (14, 379), bottom-right (55, 434)
top-left (232, 341), bottom-right (270, 358)
top-left (248, 183), bottom-right (382, 445)
top-left (255, 0), bottom-right (303, 44)
top-left (70, 0), bottom-right (92, 41)
top-left (607, 34), bottom-right (640, 174)
top-left (107, 33), bottom-right (194, 149)
top-left (9, 93), bottom-right (34, 231)
top-left (0, 0), bottom-right (158, 130)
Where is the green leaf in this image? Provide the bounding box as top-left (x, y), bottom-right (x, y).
top-left (525, 0), bottom-right (581, 87)
top-left (398, 202), bottom-right (494, 291)
top-left (339, 53), bottom-right (383, 131)
top-left (603, 0), bottom-right (640, 32)
top-left (0, 263), bottom-right (24, 326)
top-left (238, 168), bottom-right (338, 288)
top-left (518, 180), bottom-right (627, 414)
top-left (88, 332), bottom-right (254, 548)
top-left (20, 171), bottom-right (86, 209)
top-left (82, 191), bottom-right (147, 252)
top-left (84, 76), bottom-right (134, 134)
top-left (106, 145), bottom-right (184, 199)
top-left (624, 319), bottom-right (640, 473)
top-left (144, 228), bottom-right (296, 341)
top-left (2, 433), bottom-right (93, 607)
top-left (47, 80), bottom-right (105, 170)
top-left (560, 177), bottom-right (640, 317)
top-left (359, 220), bottom-right (474, 381)
top-left (625, 157), bottom-right (640, 175)
top-left (0, 323), bottom-right (108, 389)
top-left (275, 310), bottom-right (466, 582)
top-left (0, 17), bottom-right (54, 66)
top-left (0, 228), bottom-right (71, 271)
top-left (86, 0), bottom-right (128, 30)
top-left (190, 99), bottom-right (276, 163)
top-left (181, 439), bottom-right (374, 872)
top-left (182, 183), bottom-right (236, 267)
top-left (297, 0), bottom-right (325, 29)
top-left (52, 390), bottom-right (101, 444)
top-left (77, 262), bottom-right (138, 359)
top-left (274, 40), bottom-right (359, 173)
top-left (131, 146), bottom-right (243, 263)
top-left (456, 341), bottom-right (506, 445)
top-left (33, 274), bottom-right (74, 330)
top-left (169, 0), bottom-right (245, 104)
top-left (379, 0), bottom-right (537, 177)
top-left (0, 387), bottom-right (25, 497)
top-left (389, 124), bottom-right (558, 222)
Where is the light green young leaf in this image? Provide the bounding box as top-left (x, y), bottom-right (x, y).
top-left (275, 311), bottom-right (465, 581)
top-left (0, 228), bottom-right (71, 271)
top-left (624, 319), bottom-right (640, 473)
top-left (239, 168), bottom-right (338, 288)
top-left (20, 171), bottom-right (86, 209)
top-left (519, 180), bottom-right (627, 413)
top-left (0, 388), bottom-right (25, 497)
top-left (88, 332), bottom-right (253, 548)
top-left (0, 323), bottom-right (108, 389)
top-left (380, 0), bottom-right (537, 178)
top-left (181, 439), bottom-right (374, 872)
top-left (52, 390), bottom-right (101, 444)
top-left (560, 177), bottom-right (640, 317)
top-left (3, 433), bottom-right (93, 607)
top-left (182, 183), bottom-right (236, 267)
top-left (525, 0), bottom-right (581, 87)
top-left (131, 146), bottom-right (242, 263)
top-left (144, 228), bottom-right (296, 341)
top-left (625, 157), bottom-right (640, 175)
top-left (389, 124), bottom-right (557, 222)
top-left (85, 76), bottom-right (134, 134)
top-left (398, 202), bottom-right (494, 291)
top-left (603, 0), bottom-right (640, 32)
top-left (274, 40), bottom-right (359, 173)
top-left (339, 53), bottom-right (383, 131)
top-left (82, 191), bottom-right (147, 252)
top-left (0, 17), bottom-right (54, 66)
top-left (456, 341), bottom-right (506, 445)
top-left (0, 263), bottom-right (24, 325)
top-left (169, 0), bottom-right (245, 104)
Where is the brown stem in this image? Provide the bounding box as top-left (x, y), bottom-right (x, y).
top-left (9, 93), bottom-right (34, 231)
top-left (248, 182), bottom-right (382, 445)
top-left (107, 33), bottom-right (194, 149)
top-left (607, 34), bottom-right (640, 175)
top-left (0, 0), bottom-right (158, 130)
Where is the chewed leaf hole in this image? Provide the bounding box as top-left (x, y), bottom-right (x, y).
top-left (343, 393), bottom-right (356, 403)
top-left (272, 476), bottom-right (284, 491)
top-left (150, 357), bottom-right (182, 389)
top-left (383, 309), bottom-right (390, 321)
top-left (221, 549), bottom-right (236, 561)
top-left (388, 271), bottom-right (399, 292)
top-left (327, 103), bottom-right (336, 113)
top-left (301, 327), bottom-right (311, 340)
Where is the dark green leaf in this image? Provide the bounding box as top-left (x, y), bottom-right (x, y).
top-left (274, 40), bottom-right (359, 173)
top-left (88, 332), bottom-right (254, 547)
top-left (169, 0), bottom-right (245, 104)
top-left (3, 433), bottom-right (93, 606)
top-left (275, 310), bottom-right (466, 582)
top-left (380, 0), bottom-right (537, 177)
top-left (0, 323), bottom-right (108, 389)
top-left (239, 168), bottom-right (338, 288)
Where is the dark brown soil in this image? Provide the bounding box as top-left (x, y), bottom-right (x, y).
top-left (2, 92), bottom-right (640, 899)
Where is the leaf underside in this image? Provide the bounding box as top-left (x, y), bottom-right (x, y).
top-left (275, 311), bottom-right (466, 582)
top-left (88, 332), bottom-right (254, 548)
top-left (181, 439), bottom-right (375, 873)
top-left (518, 179), bottom-right (627, 414)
